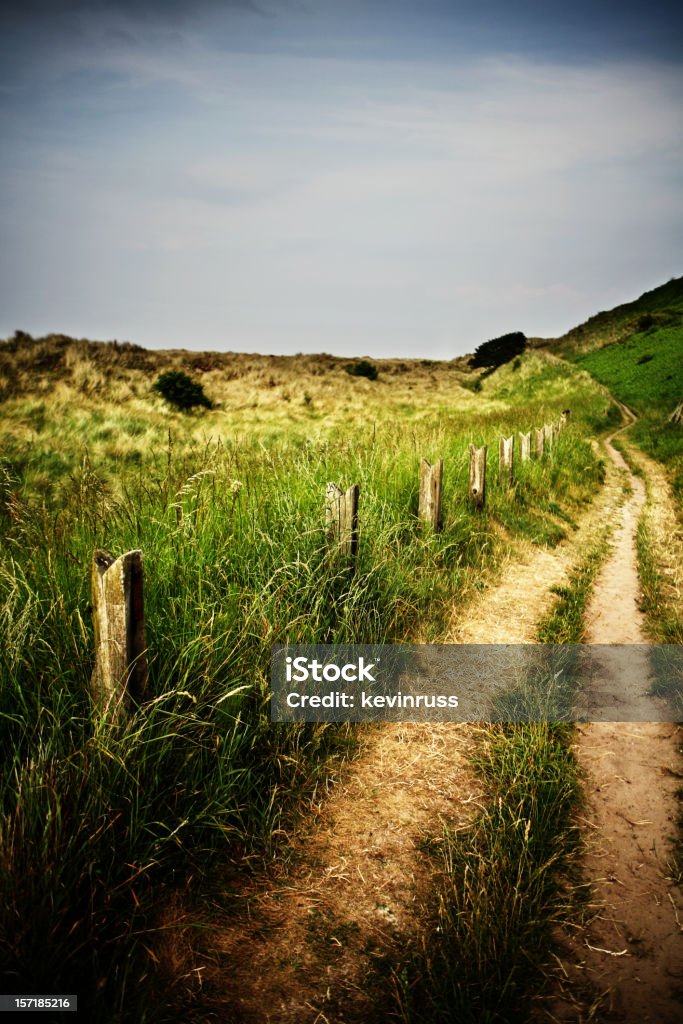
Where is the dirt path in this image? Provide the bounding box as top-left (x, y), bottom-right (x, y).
top-left (446, 439), bottom-right (624, 645)
top-left (165, 411), bottom-right (682, 1024)
top-left (165, 447), bottom-right (626, 1023)
top-left (536, 413), bottom-right (683, 1023)
top-left (174, 722), bottom-right (480, 1023)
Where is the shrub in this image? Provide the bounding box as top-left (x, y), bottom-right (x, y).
top-left (345, 360), bottom-right (378, 381)
top-left (152, 370), bottom-right (212, 411)
top-left (470, 332), bottom-right (526, 369)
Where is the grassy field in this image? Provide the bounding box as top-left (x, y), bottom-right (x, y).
top-left (532, 274), bottom-right (683, 511)
top-left (0, 330), bottom-right (619, 1021)
top-left (570, 304), bottom-right (683, 517)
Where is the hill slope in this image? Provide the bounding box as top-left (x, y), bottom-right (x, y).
top-left (540, 276), bottom-right (683, 508)
top-left (537, 275), bottom-right (683, 358)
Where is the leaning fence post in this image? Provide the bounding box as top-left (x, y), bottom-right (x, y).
top-left (499, 435), bottom-right (514, 488)
top-left (534, 427), bottom-right (545, 459)
top-left (519, 431), bottom-right (531, 462)
top-left (418, 458), bottom-right (443, 531)
top-left (469, 444), bottom-right (487, 508)
top-left (91, 549), bottom-right (148, 712)
top-left (326, 482), bottom-right (359, 560)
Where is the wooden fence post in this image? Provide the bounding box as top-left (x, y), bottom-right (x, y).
top-left (326, 482), bottom-right (359, 560)
top-left (418, 458), bottom-right (443, 530)
top-left (499, 435), bottom-right (514, 488)
top-left (533, 427), bottom-right (545, 459)
top-left (544, 422), bottom-right (554, 449)
top-left (91, 549), bottom-right (148, 711)
top-left (519, 431), bottom-right (531, 462)
top-left (469, 444), bottom-right (487, 508)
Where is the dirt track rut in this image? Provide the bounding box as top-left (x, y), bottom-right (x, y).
top-left (537, 413), bottom-right (683, 1023)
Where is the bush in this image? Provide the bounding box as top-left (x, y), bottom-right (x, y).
top-left (152, 370), bottom-right (212, 411)
top-left (345, 360), bottom-right (378, 381)
top-left (470, 332), bottom-right (526, 370)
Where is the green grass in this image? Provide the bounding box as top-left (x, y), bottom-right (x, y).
top-left (574, 323), bottom-right (683, 413)
top-left (395, 723), bottom-right (582, 1024)
top-left (0, 349), bottom-right (614, 1021)
top-left (536, 529), bottom-right (613, 644)
top-left (572, 318), bottom-right (683, 510)
top-left (545, 274), bottom-right (683, 358)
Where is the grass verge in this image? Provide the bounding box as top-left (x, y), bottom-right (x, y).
top-left (535, 529), bottom-right (613, 644)
top-left (393, 489), bottom-right (616, 1023)
top-left (394, 723), bottom-right (582, 1024)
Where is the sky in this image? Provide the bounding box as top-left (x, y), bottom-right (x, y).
top-left (0, 1), bottom-right (681, 358)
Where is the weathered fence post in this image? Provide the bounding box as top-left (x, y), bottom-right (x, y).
top-left (326, 482), bottom-right (359, 560)
top-left (544, 422), bottom-right (554, 449)
top-left (669, 403), bottom-right (683, 425)
top-left (469, 444), bottom-right (487, 508)
top-left (533, 427), bottom-right (545, 459)
top-left (418, 458), bottom-right (443, 531)
top-left (91, 549), bottom-right (148, 712)
top-left (519, 431), bottom-right (531, 462)
top-left (499, 435), bottom-right (514, 488)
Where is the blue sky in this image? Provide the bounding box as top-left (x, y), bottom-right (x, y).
top-left (1, 1), bottom-right (681, 357)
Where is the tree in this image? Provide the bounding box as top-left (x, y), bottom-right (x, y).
top-left (152, 370), bottom-right (212, 411)
top-left (470, 332), bottom-right (526, 369)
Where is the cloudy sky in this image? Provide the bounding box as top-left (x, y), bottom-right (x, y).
top-left (0, 1), bottom-right (681, 357)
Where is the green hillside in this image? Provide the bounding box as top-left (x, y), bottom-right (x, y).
top-left (563, 282), bottom-right (683, 507)
top-left (545, 275), bottom-right (683, 358)
top-left (574, 322), bottom-right (682, 413)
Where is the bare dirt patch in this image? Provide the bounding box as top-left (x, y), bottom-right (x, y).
top-left (174, 723), bottom-right (480, 1023)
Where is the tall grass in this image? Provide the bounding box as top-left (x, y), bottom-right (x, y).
top-left (395, 723), bottom-right (582, 1024)
top-left (0, 356), bottom-right (610, 1021)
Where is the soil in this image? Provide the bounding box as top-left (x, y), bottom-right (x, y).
top-left (534, 412), bottom-right (683, 1023)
